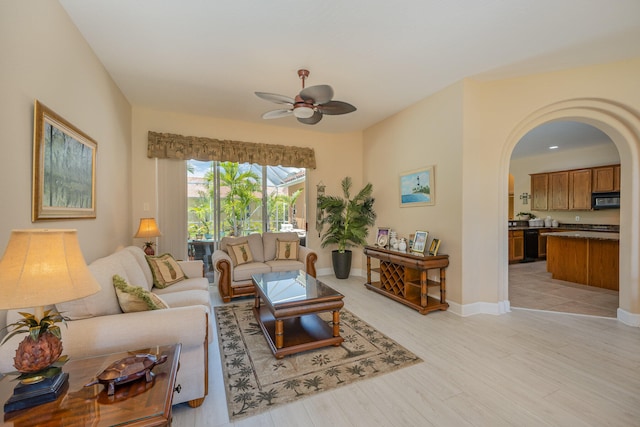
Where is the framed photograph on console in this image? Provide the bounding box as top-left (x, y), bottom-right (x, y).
top-left (428, 238), bottom-right (441, 256)
top-left (399, 165), bottom-right (435, 207)
top-left (412, 230), bottom-right (428, 253)
top-left (375, 227), bottom-right (390, 247)
top-left (32, 100), bottom-right (97, 221)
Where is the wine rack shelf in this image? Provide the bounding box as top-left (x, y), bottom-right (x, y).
top-left (364, 245), bottom-right (449, 315)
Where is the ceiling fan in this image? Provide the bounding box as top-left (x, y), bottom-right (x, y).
top-left (255, 69), bottom-right (356, 125)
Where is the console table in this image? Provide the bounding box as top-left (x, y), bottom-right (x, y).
top-left (1, 344), bottom-right (181, 427)
top-left (364, 245), bottom-right (449, 314)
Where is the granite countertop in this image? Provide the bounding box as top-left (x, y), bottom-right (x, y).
top-left (508, 224), bottom-right (619, 232)
top-left (541, 231), bottom-right (620, 240)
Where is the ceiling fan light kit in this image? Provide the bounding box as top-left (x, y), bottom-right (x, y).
top-left (255, 69), bottom-right (356, 125)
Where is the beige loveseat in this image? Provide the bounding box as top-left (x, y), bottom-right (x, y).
top-left (0, 246), bottom-right (211, 408)
top-left (212, 232), bottom-right (317, 302)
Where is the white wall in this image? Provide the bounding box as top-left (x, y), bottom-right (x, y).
top-left (0, 1), bottom-right (132, 262)
top-left (363, 82), bottom-right (464, 304)
top-left (363, 58), bottom-right (640, 319)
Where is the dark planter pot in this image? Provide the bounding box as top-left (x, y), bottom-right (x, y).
top-left (332, 250), bottom-right (352, 279)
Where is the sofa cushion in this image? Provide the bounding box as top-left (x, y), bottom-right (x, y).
top-left (228, 241), bottom-right (254, 265)
top-left (220, 233), bottom-right (264, 262)
top-left (265, 260), bottom-right (305, 273)
top-left (123, 246), bottom-right (155, 290)
top-left (263, 232), bottom-right (299, 261)
top-left (56, 255), bottom-right (124, 320)
top-left (275, 238), bottom-right (299, 260)
top-left (152, 277), bottom-right (209, 295)
top-left (232, 262), bottom-right (271, 282)
top-left (113, 275), bottom-right (169, 312)
top-left (156, 289), bottom-right (211, 310)
top-left (146, 253), bottom-right (186, 288)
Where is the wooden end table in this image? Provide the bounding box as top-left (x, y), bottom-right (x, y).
top-left (252, 270), bottom-right (344, 359)
top-left (1, 344), bottom-right (181, 427)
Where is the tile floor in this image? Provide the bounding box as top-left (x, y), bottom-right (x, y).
top-left (508, 260), bottom-right (619, 317)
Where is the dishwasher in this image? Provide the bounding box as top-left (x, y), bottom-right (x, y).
top-left (521, 229), bottom-right (539, 263)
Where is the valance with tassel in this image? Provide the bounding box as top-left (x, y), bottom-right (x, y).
top-left (147, 131), bottom-right (316, 169)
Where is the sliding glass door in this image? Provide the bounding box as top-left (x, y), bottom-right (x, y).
top-left (187, 160), bottom-right (306, 277)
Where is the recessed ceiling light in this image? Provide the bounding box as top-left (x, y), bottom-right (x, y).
top-left (549, 145), bottom-right (559, 150)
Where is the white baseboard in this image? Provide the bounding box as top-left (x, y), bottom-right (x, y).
top-left (452, 301), bottom-right (509, 317)
top-left (617, 308), bottom-right (640, 327)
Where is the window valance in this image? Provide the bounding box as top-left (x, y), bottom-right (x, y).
top-left (147, 131), bottom-right (316, 169)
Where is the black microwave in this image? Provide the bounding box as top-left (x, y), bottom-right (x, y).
top-left (592, 192), bottom-right (620, 210)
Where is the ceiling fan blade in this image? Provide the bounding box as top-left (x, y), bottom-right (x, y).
top-left (297, 111), bottom-right (323, 125)
top-left (255, 92), bottom-right (295, 105)
top-left (317, 100), bottom-right (357, 115)
top-left (300, 85), bottom-right (334, 105)
top-left (262, 109), bottom-right (293, 119)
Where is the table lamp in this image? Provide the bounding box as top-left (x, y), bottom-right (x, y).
top-left (134, 218), bottom-right (162, 255)
top-left (0, 229), bottom-right (101, 411)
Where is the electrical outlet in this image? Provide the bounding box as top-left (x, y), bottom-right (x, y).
top-left (143, 202), bottom-right (150, 211)
top-left (575, 215), bottom-right (580, 222)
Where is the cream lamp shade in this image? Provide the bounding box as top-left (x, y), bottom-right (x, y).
top-left (0, 229), bottom-right (101, 310)
top-left (134, 218), bottom-right (162, 239)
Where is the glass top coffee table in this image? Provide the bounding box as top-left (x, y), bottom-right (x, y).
top-left (252, 270), bottom-right (344, 359)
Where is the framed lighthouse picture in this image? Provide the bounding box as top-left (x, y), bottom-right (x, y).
top-left (399, 166), bottom-right (435, 207)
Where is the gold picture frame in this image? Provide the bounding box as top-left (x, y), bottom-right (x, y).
top-left (428, 238), bottom-right (441, 256)
top-left (412, 230), bottom-right (429, 253)
top-left (399, 165), bottom-right (435, 207)
top-left (32, 100), bottom-right (97, 221)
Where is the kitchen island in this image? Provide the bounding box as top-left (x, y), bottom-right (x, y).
top-left (544, 231), bottom-right (619, 290)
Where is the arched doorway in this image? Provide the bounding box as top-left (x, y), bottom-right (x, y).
top-left (499, 98), bottom-right (640, 326)
top-left (508, 121), bottom-right (620, 316)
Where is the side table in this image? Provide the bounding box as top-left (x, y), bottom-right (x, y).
top-left (1, 343), bottom-right (181, 427)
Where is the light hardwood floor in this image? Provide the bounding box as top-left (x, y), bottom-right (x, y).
top-left (173, 274), bottom-right (640, 426)
top-left (509, 261), bottom-right (619, 317)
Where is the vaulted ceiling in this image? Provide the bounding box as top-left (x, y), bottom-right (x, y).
top-left (60, 0), bottom-right (640, 152)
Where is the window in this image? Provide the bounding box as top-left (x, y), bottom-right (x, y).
top-left (187, 160), bottom-right (306, 270)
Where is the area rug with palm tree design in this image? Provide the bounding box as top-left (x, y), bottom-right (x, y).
top-left (215, 302), bottom-right (422, 420)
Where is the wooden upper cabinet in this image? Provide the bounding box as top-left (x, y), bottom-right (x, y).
top-left (592, 164), bottom-right (621, 192)
top-left (569, 169), bottom-right (592, 210)
top-left (530, 173), bottom-right (548, 211)
top-left (529, 164), bottom-right (619, 212)
top-left (549, 171), bottom-right (569, 210)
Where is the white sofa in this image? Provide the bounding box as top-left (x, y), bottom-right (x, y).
top-left (0, 246), bottom-right (211, 407)
top-left (212, 232), bottom-right (317, 302)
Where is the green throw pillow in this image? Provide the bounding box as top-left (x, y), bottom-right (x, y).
top-left (146, 253), bottom-right (186, 288)
top-left (113, 275), bottom-right (169, 312)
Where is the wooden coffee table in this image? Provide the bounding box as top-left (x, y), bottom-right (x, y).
top-left (252, 270), bottom-right (344, 359)
top-left (1, 344), bottom-right (181, 427)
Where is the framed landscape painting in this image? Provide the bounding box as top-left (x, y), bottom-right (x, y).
top-left (32, 100), bottom-right (97, 221)
top-left (400, 166), bottom-right (435, 207)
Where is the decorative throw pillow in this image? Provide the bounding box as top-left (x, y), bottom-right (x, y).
top-left (275, 239), bottom-right (299, 260)
top-left (146, 253), bottom-right (186, 289)
top-left (113, 275), bottom-right (169, 313)
top-left (228, 241), bottom-right (254, 265)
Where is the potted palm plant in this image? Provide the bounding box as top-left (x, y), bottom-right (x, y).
top-left (318, 177), bottom-right (376, 279)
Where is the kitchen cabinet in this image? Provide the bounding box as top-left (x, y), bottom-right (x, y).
top-left (531, 166), bottom-right (603, 212)
top-left (546, 232), bottom-right (619, 290)
top-left (530, 173), bottom-right (549, 210)
top-left (549, 171), bottom-right (569, 210)
top-left (592, 164), bottom-right (621, 192)
top-left (537, 228), bottom-right (550, 258)
top-left (569, 169), bottom-right (592, 210)
top-left (508, 230), bottom-right (524, 263)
